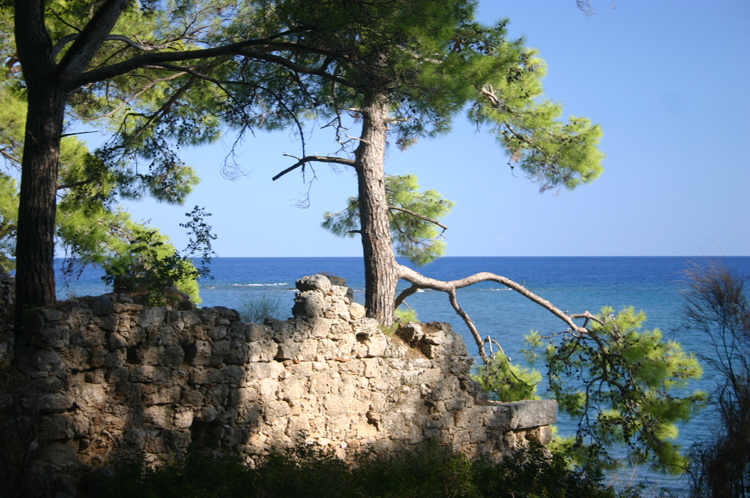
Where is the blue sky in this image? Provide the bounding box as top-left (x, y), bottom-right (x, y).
top-left (100, 0), bottom-right (750, 258)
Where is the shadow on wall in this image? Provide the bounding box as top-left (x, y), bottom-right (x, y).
top-left (0, 273), bottom-right (556, 497)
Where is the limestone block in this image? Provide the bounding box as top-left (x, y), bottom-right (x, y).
top-left (138, 307), bottom-right (167, 329)
top-left (91, 295), bottom-right (113, 316)
top-left (112, 302), bottom-right (143, 313)
top-left (224, 340), bottom-right (248, 365)
top-left (307, 317), bottom-right (333, 338)
top-left (204, 383), bottom-right (229, 405)
top-left (162, 344), bottom-right (185, 366)
top-left (363, 358), bottom-right (382, 378)
top-left (211, 340), bottom-right (231, 362)
top-left (125, 365), bottom-right (161, 383)
top-left (219, 364), bottom-right (244, 385)
top-left (143, 405), bottom-right (173, 426)
top-left (296, 275), bottom-right (331, 293)
top-left (241, 323), bottom-right (264, 342)
top-left (269, 319), bottom-right (296, 343)
top-left (184, 340), bottom-right (212, 366)
top-left (37, 393), bottom-right (75, 413)
top-left (210, 326), bottom-right (228, 341)
top-left (75, 383), bottom-right (108, 409)
top-left (142, 385), bottom-right (182, 405)
top-left (39, 308), bottom-right (63, 322)
top-left (398, 322), bottom-right (423, 343)
top-left (429, 377), bottom-right (461, 402)
top-left (174, 409), bottom-right (194, 429)
top-left (264, 400), bottom-right (291, 421)
top-left (292, 291), bottom-right (326, 319)
top-left (247, 340), bottom-right (277, 362)
top-left (323, 394), bottom-right (352, 417)
top-left (330, 300), bottom-right (350, 321)
top-left (182, 389), bottom-right (204, 406)
top-left (96, 314), bottom-right (119, 334)
top-left (503, 399), bottom-right (558, 430)
top-left (280, 377), bottom-right (305, 403)
top-left (33, 350), bottom-right (64, 373)
top-left (190, 367), bottom-right (225, 385)
top-left (249, 361), bottom-right (285, 380)
top-left (365, 333), bottom-right (388, 358)
top-left (275, 342), bottom-right (301, 361)
top-left (330, 285), bottom-right (349, 299)
top-left (258, 378), bottom-right (279, 403)
top-left (348, 302), bottom-right (366, 321)
top-left (108, 332), bottom-right (128, 350)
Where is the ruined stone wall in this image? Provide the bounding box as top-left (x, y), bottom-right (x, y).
top-left (2, 274), bottom-right (556, 496)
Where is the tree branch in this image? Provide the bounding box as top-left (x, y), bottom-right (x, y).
top-left (395, 264), bottom-right (591, 362)
top-left (272, 155), bottom-right (356, 181)
top-left (388, 205), bottom-right (448, 232)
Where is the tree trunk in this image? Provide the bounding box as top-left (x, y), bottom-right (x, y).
top-left (14, 84), bottom-right (66, 332)
top-left (355, 96), bottom-right (399, 326)
top-left (14, 1), bottom-right (66, 333)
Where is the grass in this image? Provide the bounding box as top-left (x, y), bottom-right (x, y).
top-left (237, 291), bottom-right (288, 323)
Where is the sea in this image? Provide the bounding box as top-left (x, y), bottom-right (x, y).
top-left (54, 256), bottom-right (750, 495)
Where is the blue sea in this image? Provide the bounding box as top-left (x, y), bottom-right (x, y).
top-left (55, 256), bottom-right (750, 495)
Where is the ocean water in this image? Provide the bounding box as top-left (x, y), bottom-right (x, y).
top-left (55, 256), bottom-right (750, 494)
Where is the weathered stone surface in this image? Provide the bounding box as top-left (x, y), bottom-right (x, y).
top-left (0, 273), bottom-right (556, 498)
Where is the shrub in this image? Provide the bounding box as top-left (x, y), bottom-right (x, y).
top-left (681, 260), bottom-right (750, 498)
top-left (238, 291), bottom-right (288, 323)
top-left (87, 442), bottom-right (646, 498)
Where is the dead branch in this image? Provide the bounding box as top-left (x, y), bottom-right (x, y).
top-left (396, 264), bottom-right (590, 363)
top-left (272, 154), bottom-right (356, 181)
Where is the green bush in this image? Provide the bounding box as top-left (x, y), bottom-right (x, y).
top-left (86, 442), bottom-right (646, 498)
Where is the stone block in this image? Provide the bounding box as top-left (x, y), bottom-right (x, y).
top-left (143, 405), bottom-right (173, 426)
top-left (265, 400), bottom-right (291, 421)
top-left (184, 340), bottom-right (212, 366)
top-left (296, 275), bottom-right (331, 293)
top-left (503, 399), bottom-right (558, 430)
top-left (174, 409), bottom-right (194, 429)
top-left (365, 333), bottom-right (388, 358)
top-left (242, 323), bottom-right (264, 342)
top-left (143, 385), bottom-right (182, 405)
top-left (37, 393), bottom-right (75, 413)
top-left (348, 303), bottom-right (366, 321)
top-left (292, 291), bottom-right (326, 319)
top-left (398, 323), bottom-right (423, 343)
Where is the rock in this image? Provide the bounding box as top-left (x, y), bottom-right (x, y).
top-left (296, 274), bottom-right (332, 293)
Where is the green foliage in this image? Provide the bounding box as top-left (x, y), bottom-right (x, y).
top-left (527, 307), bottom-right (706, 473)
top-left (87, 442), bottom-right (644, 498)
top-left (473, 351), bottom-right (541, 402)
top-left (0, 173), bottom-right (17, 270)
top-left (98, 207), bottom-right (216, 306)
top-left (681, 261), bottom-right (750, 498)
top-left (101, 224), bottom-right (201, 306)
top-left (323, 174), bottom-right (454, 266)
top-left (396, 306), bottom-right (419, 324)
top-left (238, 292), bottom-right (288, 323)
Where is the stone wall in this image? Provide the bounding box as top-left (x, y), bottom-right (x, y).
top-left (1, 273), bottom-right (556, 496)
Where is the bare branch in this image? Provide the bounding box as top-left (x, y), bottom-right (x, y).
top-left (272, 155), bottom-right (356, 181)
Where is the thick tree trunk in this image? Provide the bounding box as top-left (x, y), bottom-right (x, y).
top-left (14, 84), bottom-right (66, 332)
top-left (14, 1), bottom-right (66, 333)
top-left (356, 96), bottom-right (399, 326)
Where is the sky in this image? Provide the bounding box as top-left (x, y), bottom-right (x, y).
top-left (92, 0), bottom-right (750, 258)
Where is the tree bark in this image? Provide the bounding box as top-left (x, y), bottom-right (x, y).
top-left (355, 95), bottom-right (399, 326)
top-left (13, 0), bottom-right (67, 332)
top-left (15, 84), bottom-right (66, 328)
